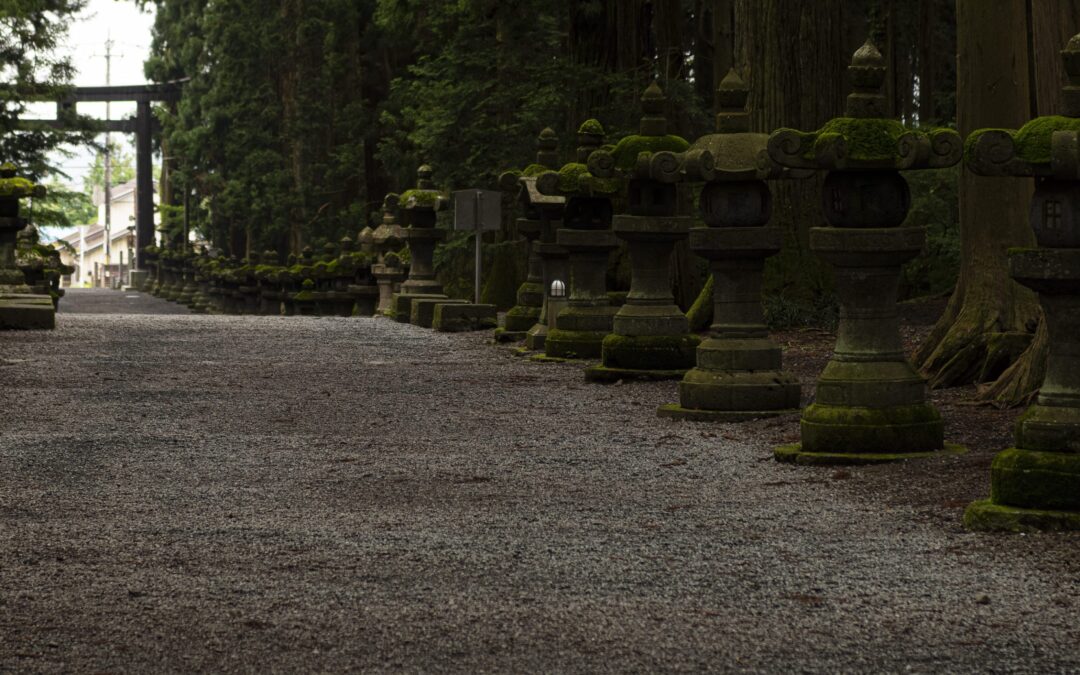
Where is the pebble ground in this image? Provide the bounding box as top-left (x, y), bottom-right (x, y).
top-left (2, 289), bottom-right (1079, 673)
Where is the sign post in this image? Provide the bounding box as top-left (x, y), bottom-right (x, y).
top-left (453, 189), bottom-right (502, 304)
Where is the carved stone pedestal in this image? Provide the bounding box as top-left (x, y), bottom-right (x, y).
top-left (966, 250), bottom-right (1080, 529)
top-left (659, 226), bottom-right (800, 421)
top-left (545, 228), bottom-right (618, 359)
top-left (586, 215), bottom-right (697, 381)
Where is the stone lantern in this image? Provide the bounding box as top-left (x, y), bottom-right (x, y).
top-left (766, 40), bottom-right (964, 464)
top-left (964, 33), bottom-right (1080, 531)
top-left (371, 193), bottom-right (408, 316)
top-left (583, 82), bottom-right (702, 380)
top-left (535, 120), bottom-right (621, 359)
top-left (497, 127), bottom-right (567, 347)
top-left (0, 162), bottom-right (55, 329)
top-left (391, 165), bottom-right (450, 322)
top-left (658, 69), bottom-right (804, 420)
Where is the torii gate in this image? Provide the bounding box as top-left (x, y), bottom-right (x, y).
top-left (29, 83), bottom-right (182, 270)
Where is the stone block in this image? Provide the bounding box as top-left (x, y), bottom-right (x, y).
top-left (411, 298), bottom-right (467, 328)
top-left (390, 292), bottom-right (446, 323)
top-left (433, 303), bottom-right (498, 332)
top-left (0, 294), bottom-right (56, 330)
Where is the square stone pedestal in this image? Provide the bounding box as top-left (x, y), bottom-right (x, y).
top-left (0, 293), bottom-right (56, 330)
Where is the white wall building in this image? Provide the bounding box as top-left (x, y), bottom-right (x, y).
top-left (55, 179), bottom-right (158, 288)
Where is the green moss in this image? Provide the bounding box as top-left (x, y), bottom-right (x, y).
top-left (990, 447), bottom-right (1080, 511)
top-left (601, 333), bottom-right (700, 370)
top-left (686, 275), bottom-right (714, 332)
top-left (0, 175), bottom-right (36, 198)
top-left (610, 134), bottom-right (689, 171)
top-left (964, 499), bottom-right (1080, 532)
top-left (817, 117), bottom-right (908, 161)
top-left (775, 442), bottom-right (967, 466)
top-left (1013, 115), bottom-right (1080, 164)
top-left (557, 163), bottom-right (621, 195)
top-left (800, 402), bottom-right (945, 456)
top-left (522, 163), bottom-right (548, 178)
top-left (546, 328), bottom-right (606, 359)
top-left (578, 119), bottom-right (604, 136)
top-left (400, 188), bottom-right (442, 208)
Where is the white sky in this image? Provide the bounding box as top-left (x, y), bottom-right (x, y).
top-left (30, 0), bottom-right (158, 187)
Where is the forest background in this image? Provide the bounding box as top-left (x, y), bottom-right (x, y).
top-left (3, 0), bottom-right (1078, 404)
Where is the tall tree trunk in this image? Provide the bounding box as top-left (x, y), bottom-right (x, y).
top-left (917, 0), bottom-right (937, 124)
top-left (914, 0), bottom-right (1039, 389)
top-left (733, 0), bottom-right (848, 306)
top-left (977, 0), bottom-right (1080, 406)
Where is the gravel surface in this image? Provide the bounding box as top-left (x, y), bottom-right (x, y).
top-left (3, 289), bottom-right (1080, 673)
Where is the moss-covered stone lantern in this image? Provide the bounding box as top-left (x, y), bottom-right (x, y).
top-left (767, 40), bottom-right (965, 464)
top-left (964, 33), bottom-right (1080, 531)
top-left (392, 165), bottom-right (450, 322)
top-left (0, 163), bottom-right (55, 329)
top-left (535, 120), bottom-right (621, 359)
top-left (657, 69), bottom-right (804, 420)
top-left (497, 127), bottom-right (567, 346)
top-left (371, 193), bottom-right (408, 316)
top-left (582, 82), bottom-right (702, 380)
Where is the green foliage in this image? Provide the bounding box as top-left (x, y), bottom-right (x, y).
top-left (901, 166), bottom-right (960, 299)
top-left (0, 0), bottom-right (95, 178)
top-left (35, 180), bottom-right (96, 229)
top-left (83, 141), bottom-right (136, 195)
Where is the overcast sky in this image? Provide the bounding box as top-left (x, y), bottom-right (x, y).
top-left (37, 0), bottom-right (157, 187)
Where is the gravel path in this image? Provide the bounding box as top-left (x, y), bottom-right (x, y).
top-left (3, 289), bottom-right (1080, 673)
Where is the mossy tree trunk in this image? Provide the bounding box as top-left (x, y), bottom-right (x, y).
top-left (975, 0), bottom-right (1080, 406)
top-left (913, 0), bottom-right (1040, 391)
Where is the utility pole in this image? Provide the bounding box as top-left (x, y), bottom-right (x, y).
top-left (103, 34), bottom-right (113, 289)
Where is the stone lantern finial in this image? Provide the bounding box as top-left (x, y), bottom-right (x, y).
top-left (537, 127), bottom-right (559, 169)
top-left (640, 81), bottom-right (667, 136)
top-left (1063, 33), bottom-right (1080, 117)
top-left (575, 119), bottom-right (604, 163)
top-left (416, 164), bottom-right (434, 189)
top-left (846, 40), bottom-right (887, 118)
top-left (715, 68), bottom-right (750, 134)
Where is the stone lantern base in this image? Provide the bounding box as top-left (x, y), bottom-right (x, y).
top-left (0, 292), bottom-right (56, 330)
top-left (372, 264), bottom-right (407, 316)
top-left (774, 226), bottom-right (964, 464)
top-left (659, 227), bottom-right (800, 418)
top-left (966, 249), bottom-right (1080, 531)
top-left (585, 216), bottom-right (697, 382)
top-left (495, 220), bottom-right (544, 343)
top-left (525, 242), bottom-right (568, 351)
top-left (546, 229), bottom-right (618, 359)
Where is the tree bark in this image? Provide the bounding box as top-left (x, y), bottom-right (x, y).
top-left (914, 0), bottom-right (1040, 389)
top-left (977, 0), bottom-right (1080, 405)
top-left (733, 0), bottom-right (848, 305)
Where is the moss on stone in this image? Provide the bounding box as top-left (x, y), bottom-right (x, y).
top-left (522, 163), bottom-right (549, 178)
top-left (578, 119), bottom-right (604, 136)
top-left (685, 275), bottom-right (714, 332)
top-left (800, 402), bottom-right (945, 456)
top-left (1013, 115), bottom-right (1080, 164)
top-left (816, 117), bottom-right (908, 161)
top-left (546, 328), bottom-right (606, 359)
top-left (0, 175), bottom-right (35, 198)
top-left (990, 447), bottom-right (1080, 511)
top-left (400, 188), bottom-right (442, 208)
top-left (601, 332), bottom-right (700, 370)
top-left (610, 134), bottom-right (690, 171)
top-left (557, 163), bottom-right (621, 195)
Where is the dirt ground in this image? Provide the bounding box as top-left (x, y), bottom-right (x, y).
top-left (1, 289), bottom-right (1077, 673)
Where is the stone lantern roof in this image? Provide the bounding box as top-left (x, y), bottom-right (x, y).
top-left (0, 163), bottom-right (43, 200)
top-left (966, 33), bottom-right (1080, 178)
top-left (535, 119), bottom-right (622, 197)
top-left (400, 165), bottom-right (449, 218)
top-left (768, 41), bottom-right (961, 171)
top-left (685, 69), bottom-right (809, 181)
top-left (585, 82), bottom-right (706, 184)
top-left (498, 127), bottom-right (566, 208)
top-left (371, 193), bottom-right (404, 249)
